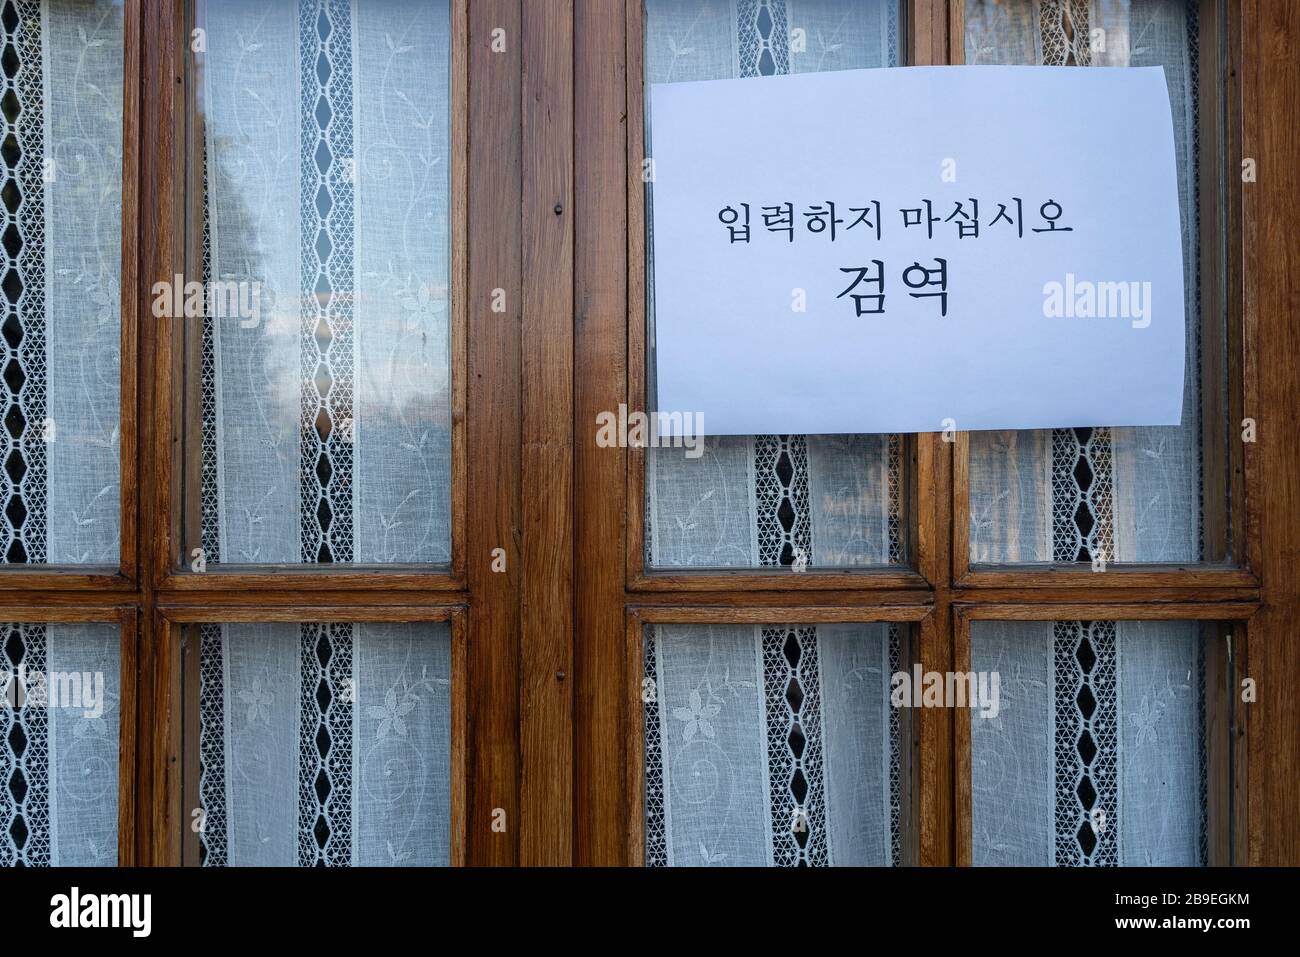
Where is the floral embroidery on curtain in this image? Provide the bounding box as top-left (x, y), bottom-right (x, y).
top-left (644, 622), bottom-right (899, 867)
top-left (1, 622), bottom-right (121, 866)
top-left (0, 0), bottom-right (122, 567)
top-left (971, 619), bottom-right (1207, 866)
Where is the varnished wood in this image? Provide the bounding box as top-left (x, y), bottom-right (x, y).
top-left (624, 0), bottom-right (647, 593)
top-left (631, 604), bottom-right (932, 624)
top-left (1202, 620), bottom-right (1234, 866)
top-left (1242, 0), bottom-right (1300, 866)
top-left (116, 606), bottom-right (139, 866)
top-left (953, 608), bottom-right (971, 866)
top-left (955, 601), bottom-right (1257, 621)
top-left (466, 0), bottom-right (522, 867)
top-left (520, 0), bottom-right (575, 867)
top-left (574, 0), bottom-right (629, 866)
top-left (912, 7), bottom-right (955, 868)
top-left (136, 0), bottom-right (183, 868)
top-left (630, 569), bottom-right (933, 591)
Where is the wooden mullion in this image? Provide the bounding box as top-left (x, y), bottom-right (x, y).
top-left (466, 0), bottom-right (523, 867)
top-left (910, 0), bottom-right (956, 869)
top-left (520, 0), bottom-right (575, 868)
top-left (624, 0), bottom-right (646, 594)
top-left (574, 0), bottom-right (629, 865)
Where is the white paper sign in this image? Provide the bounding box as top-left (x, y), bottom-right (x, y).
top-left (649, 66), bottom-right (1186, 436)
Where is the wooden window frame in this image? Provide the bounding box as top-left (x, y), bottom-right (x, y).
top-left (950, 0), bottom-right (1256, 593)
top-left (144, 0), bottom-right (470, 595)
top-left (129, 0), bottom-right (525, 866)
top-left (624, 604), bottom-right (930, 866)
top-left (0, 1), bottom-right (142, 594)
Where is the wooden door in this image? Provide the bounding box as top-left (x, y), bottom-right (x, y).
top-left (571, 0), bottom-right (1300, 867)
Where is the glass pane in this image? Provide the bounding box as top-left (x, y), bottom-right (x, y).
top-left (1, 2), bottom-right (123, 566)
top-left (642, 621), bottom-right (908, 866)
top-left (183, 620), bottom-right (452, 867)
top-left (964, 0), bottom-right (1229, 565)
top-left (1, 622), bottom-right (122, 866)
top-left (970, 619), bottom-right (1227, 866)
top-left (180, 0), bottom-right (453, 569)
top-left (643, 0), bottom-right (906, 571)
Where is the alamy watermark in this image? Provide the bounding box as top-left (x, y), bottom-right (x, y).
top-left (2, 665), bottom-right (104, 719)
top-left (151, 273), bottom-right (262, 328)
top-left (595, 403), bottom-right (705, 459)
top-left (891, 665), bottom-right (1001, 720)
top-left (1043, 273), bottom-right (1152, 328)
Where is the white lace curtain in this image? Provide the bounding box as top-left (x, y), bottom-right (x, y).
top-left (965, 0), bottom-right (1207, 565)
top-left (1, 622), bottom-right (121, 866)
top-left (971, 619), bottom-right (1207, 866)
top-left (199, 0), bottom-right (452, 568)
top-left (196, 621), bottom-right (452, 867)
top-left (644, 623), bottom-right (899, 866)
top-left (961, 0), bottom-right (1211, 869)
top-left (192, 0), bottom-right (455, 867)
top-left (0, 0), bottom-right (123, 567)
top-left (645, 0), bottom-right (902, 571)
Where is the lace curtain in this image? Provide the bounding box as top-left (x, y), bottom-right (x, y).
top-left (1, 622), bottom-right (121, 866)
top-left (971, 620), bottom-right (1208, 866)
top-left (965, 0), bottom-right (1209, 564)
top-left (197, 0), bottom-right (452, 568)
top-left (644, 623), bottom-right (900, 866)
top-left (191, 0), bottom-right (455, 868)
top-left (644, 0), bottom-right (903, 570)
top-left (195, 621), bottom-right (452, 867)
top-left (0, 0), bottom-right (122, 566)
